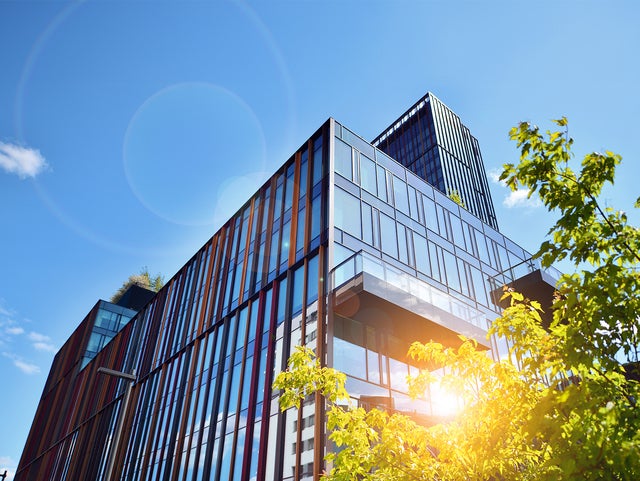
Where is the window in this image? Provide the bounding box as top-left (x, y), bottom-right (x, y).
top-left (361, 203), bottom-right (373, 245)
top-left (413, 233), bottom-right (430, 275)
top-left (335, 138), bottom-right (353, 180)
top-left (334, 187), bottom-right (361, 238)
top-left (360, 153), bottom-right (377, 194)
top-left (376, 165), bottom-right (388, 203)
top-left (392, 175), bottom-right (409, 214)
top-left (379, 214), bottom-right (398, 258)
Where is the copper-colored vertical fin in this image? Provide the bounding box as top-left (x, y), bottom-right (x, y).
top-left (169, 337), bottom-right (202, 480)
top-left (138, 365), bottom-right (168, 480)
top-left (238, 199), bottom-right (256, 305)
top-left (289, 152), bottom-right (301, 267)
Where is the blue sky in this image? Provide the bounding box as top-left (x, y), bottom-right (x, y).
top-left (1, 0), bottom-right (639, 477)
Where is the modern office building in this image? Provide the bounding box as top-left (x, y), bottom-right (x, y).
top-left (16, 94), bottom-right (555, 481)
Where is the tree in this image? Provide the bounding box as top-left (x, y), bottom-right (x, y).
top-left (110, 267), bottom-right (164, 303)
top-left (275, 119), bottom-right (640, 480)
top-left (447, 188), bottom-right (466, 208)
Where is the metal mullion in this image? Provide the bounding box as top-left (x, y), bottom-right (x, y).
top-left (255, 281), bottom-right (278, 481)
top-left (313, 247), bottom-right (327, 481)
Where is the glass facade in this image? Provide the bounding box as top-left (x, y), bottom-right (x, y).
top-left (81, 301), bottom-right (137, 369)
top-left (17, 97), bottom-right (548, 481)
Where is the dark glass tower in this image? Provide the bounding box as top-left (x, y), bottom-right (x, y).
top-left (372, 92), bottom-right (498, 230)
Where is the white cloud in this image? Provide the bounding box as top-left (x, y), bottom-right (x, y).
top-left (503, 189), bottom-right (542, 209)
top-left (27, 331), bottom-right (49, 342)
top-left (0, 141), bottom-right (48, 179)
top-left (488, 168), bottom-right (504, 185)
top-left (489, 168), bottom-right (541, 209)
top-left (33, 341), bottom-right (57, 353)
top-left (2, 352), bottom-right (40, 375)
top-left (5, 326), bottom-right (24, 336)
top-left (26, 332), bottom-right (56, 353)
top-left (14, 359), bottom-right (40, 374)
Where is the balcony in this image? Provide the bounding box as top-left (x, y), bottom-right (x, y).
top-left (488, 257), bottom-right (561, 327)
top-left (330, 251), bottom-right (490, 349)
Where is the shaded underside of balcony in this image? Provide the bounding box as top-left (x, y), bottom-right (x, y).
top-left (491, 269), bottom-right (557, 328)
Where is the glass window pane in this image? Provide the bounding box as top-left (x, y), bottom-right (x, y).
top-left (389, 358), bottom-right (409, 392)
top-left (380, 213), bottom-right (398, 258)
top-left (277, 278), bottom-right (287, 325)
top-left (413, 233), bottom-right (429, 275)
top-left (310, 194), bottom-right (322, 241)
top-left (471, 266), bottom-right (488, 307)
top-left (451, 214), bottom-right (465, 249)
top-left (280, 220), bottom-right (291, 265)
top-left (361, 203), bottom-right (373, 245)
top-left (295, 207), bottom-right (306, 253)
top-left (334, 337), bottom-right (367, 380)
top-left (306, 255), bottom-right (319, 303)
top-left (408, 185), bottom-right (419, 221)
top-left (458, 259), bottom-right (470, 297)
top-left (367, 349), bottom-right (381, 384)
top-left (312, 138), bottom-right (323, 186)
top-left (299, 154), bottom-right (308, 199)
top-left (393, 175), bottom-right (409, 214)
top-left (376, 165), bottom-right (388, 203)
top-left (443, 249), bottom-right (460, 292)
top-left (292, 264), bottom-right (305, 316)
top-left (360, 153), bottom-right (377, 194)
top-left (334, 138), bottom-right (353, 180)
top-left (423, 195), bottom-right (438, 232)
top-left (397, 224), bottom-right (409, 265)
top-left (429, 241), bottom-right (442, 282)
top-left (284, 164), bottom-right (295, 212)
top-left (334, 187), bottom-right (362, 238)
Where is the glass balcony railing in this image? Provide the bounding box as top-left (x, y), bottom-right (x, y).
top-left (487, 257), bottom-right (561, 294)
top-left (331, 250), bottom-right (486, 329)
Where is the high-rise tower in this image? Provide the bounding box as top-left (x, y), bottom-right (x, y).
top-left (373, 92), bottom-right (498, 229)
